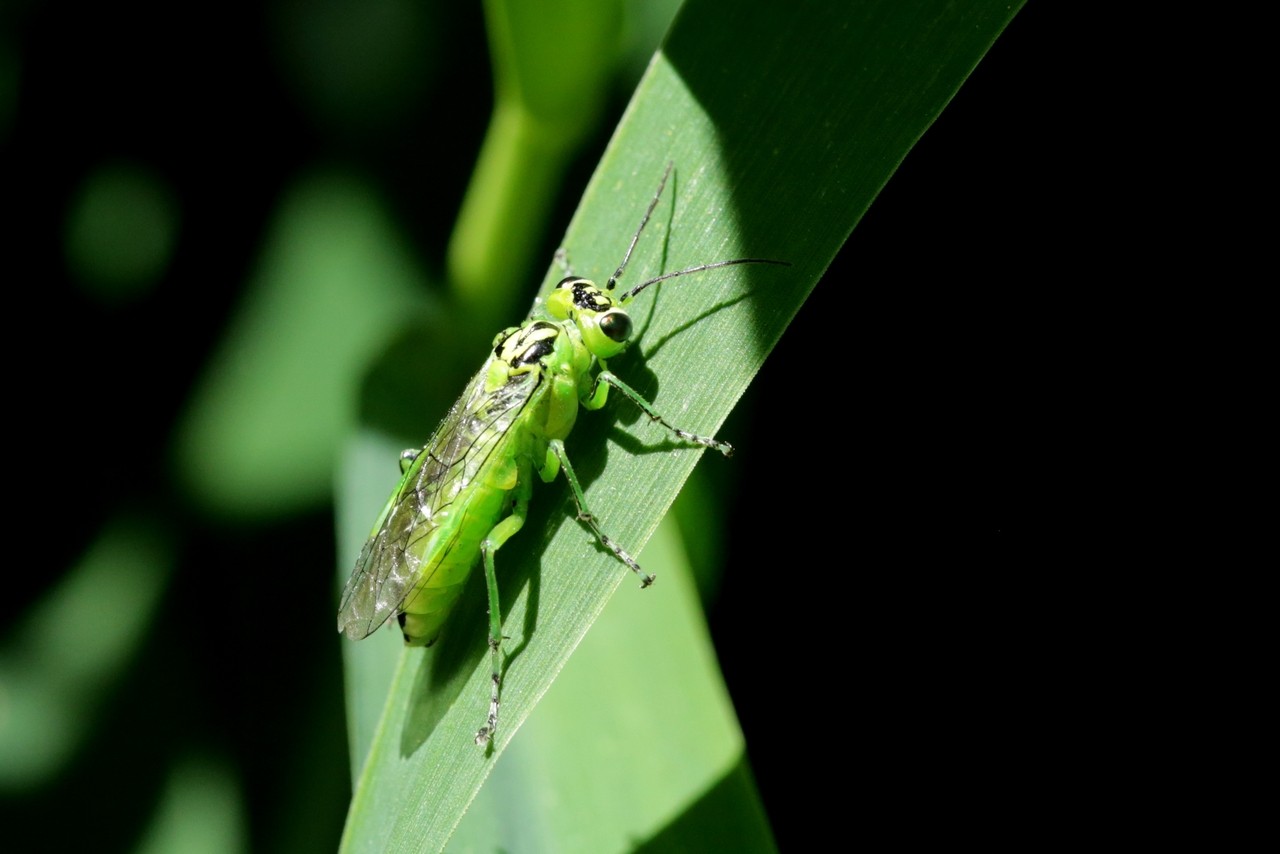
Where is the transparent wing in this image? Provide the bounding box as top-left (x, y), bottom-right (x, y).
top-left (337, 361), bottom-right (541, 640)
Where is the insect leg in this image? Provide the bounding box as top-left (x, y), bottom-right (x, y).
top-left (473, 496), bottom-right (529, 747)
top-left (546, 439), bottom-right (653, 588)
top-left (585, 371), bottom-right (734, 457)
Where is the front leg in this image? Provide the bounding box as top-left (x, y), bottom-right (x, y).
top-left (546, 439), bottom-right (652, 587)
top-left (584, 371), bottom-right (734, 457)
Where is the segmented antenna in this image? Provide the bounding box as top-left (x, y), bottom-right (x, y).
top-left (620, 258), bottom-right (790, 302)
top-left (607, 162), bottom-right (674, 291)
top-left (607, 162), bottom-right (790, 301)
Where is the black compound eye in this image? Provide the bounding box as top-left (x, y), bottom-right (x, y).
top-left (599, 311), bottom-right (632, 343)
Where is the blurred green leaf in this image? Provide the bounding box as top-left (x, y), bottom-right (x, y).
top-left (133, 755), bottom-right (247, 854)
top-left (174, 171), bottom-right (428, 520)
top-left (64, 162), bottom-right (179, 300)
top-left (0, 517), bottom-right (170, 789)
top-left (449, 0), bottom-right (624, 324)
top-left (269, 0), bottom-right (440, 136)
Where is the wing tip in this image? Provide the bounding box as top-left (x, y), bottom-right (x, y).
top-left (337, 615), bottom-right (368, 641)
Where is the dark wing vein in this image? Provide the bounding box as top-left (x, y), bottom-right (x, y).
top-left (337, 361), bottom-right (541, 639)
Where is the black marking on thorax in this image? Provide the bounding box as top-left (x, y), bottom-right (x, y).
top-left (495, 321), bottom-right (560, 368)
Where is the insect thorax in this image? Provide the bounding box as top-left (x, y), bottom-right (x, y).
top-left (493, 321), bottom-right (559, 369)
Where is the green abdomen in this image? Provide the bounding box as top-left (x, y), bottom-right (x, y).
top-left (397, 452), bottom-right (523, 646)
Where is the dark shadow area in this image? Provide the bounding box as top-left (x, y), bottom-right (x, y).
top-left (634, 756), bottom-right (775, 853)
top-left (704, 5), bottom-right (1096, 849)
top-left (638, 289), bottom-right (755, 362)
